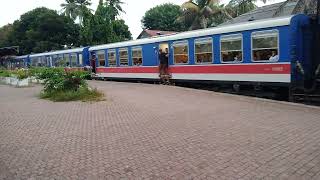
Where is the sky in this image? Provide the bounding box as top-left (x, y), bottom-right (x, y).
top-left (0, 0), bottom-right (284, 39)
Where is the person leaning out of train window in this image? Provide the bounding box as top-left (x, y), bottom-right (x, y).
top-left (269, 51), bottom-right (279, 61)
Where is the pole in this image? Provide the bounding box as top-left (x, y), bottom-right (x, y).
top-left (317, 0), bottom-right (320, 23)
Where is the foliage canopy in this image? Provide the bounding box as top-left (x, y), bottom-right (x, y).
top-left (142, 3), bottom-right (186, 32)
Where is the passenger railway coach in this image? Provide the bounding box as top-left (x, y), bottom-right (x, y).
top-left (89, 14), bottom-right (317, 88)
top-left (15, 14), bottom-right (320, 100)
top-left (17, 47), bottom-right (90, 68)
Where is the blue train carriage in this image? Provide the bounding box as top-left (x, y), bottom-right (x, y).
top-left (14, 55), bottom-right (30, 68)
top-left (28, 47), bottom-right (90, 69)
top-left (88, 14), bottom-right (316, 92)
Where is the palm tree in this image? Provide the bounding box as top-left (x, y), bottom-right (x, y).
top-left (226, 0), bottom-right (257, 18)
top-left (61, 0), bottom-right (79, 21)
top-left (178, 0), bottom-right (264, 30)
top-left (178, 0), bottom-right (234, 30)
top-left (77, 0), bottom-right (92, 26)
top-left (106, 0), bottom-right (125, 20)
top-left (61, 0), bottom-right (92, 26)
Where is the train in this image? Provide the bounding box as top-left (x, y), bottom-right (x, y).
top-left (14, 14), bottom-right (320, 102)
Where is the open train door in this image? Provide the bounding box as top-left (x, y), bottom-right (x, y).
top-left (158, 42), bottom-right (171, 84)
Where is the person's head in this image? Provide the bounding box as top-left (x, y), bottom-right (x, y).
top-left (159, 49), bottom-right (163, 53)
top-left (91, 53), bottom-right (96, 59)
top-left (165, 48), bottom-right (168, 53)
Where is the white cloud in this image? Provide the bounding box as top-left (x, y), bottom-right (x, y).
top-left (0, 0), bottom-right (284, 39)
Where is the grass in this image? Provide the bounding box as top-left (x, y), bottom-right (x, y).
top-left (40, 87), bottom-right (105, 102)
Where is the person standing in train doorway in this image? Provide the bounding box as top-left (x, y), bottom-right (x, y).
top-left (90, 53), bottom-right (97, 74)
top-left (164, 48), bottom-right (169, 75)
top-left (158, 49), bottom-right (166, 76)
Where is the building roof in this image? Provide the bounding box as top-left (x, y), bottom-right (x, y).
top-left (221, 0), bottom-right (319, 26)
top-left (137, 29), bottom-right (178, 39)
top-left (221, 0), bottom-right (299, 26)
top-left (0, 47), bottom-right (18, 57)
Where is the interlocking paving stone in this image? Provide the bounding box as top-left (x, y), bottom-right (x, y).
top-left (0, 81), bottom-right (320, 179)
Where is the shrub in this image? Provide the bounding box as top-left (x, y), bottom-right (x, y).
top-left (30, 67), bottom-right (64, 80)
top-left (37, 67), bottom-right (104, 102)
top-left (16, 69), bottom-right (29, 80)
top-left (0, 69), bottom-right (11, 77)
top-left (43, 70), bottom-right (87, 93)
top-left (40, 87), bottom-right (104, 102)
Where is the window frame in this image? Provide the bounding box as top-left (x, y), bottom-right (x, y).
top-left (78, 53), bottom-right (83, 66)
top-left (96, 50), bottom-right (106, 67)
top-left (131, 46), bottom-right (143, 66)
top-left (70, 53), bottom-right (78, 67)
top-left (251, 29), bottom-right (280, 63)
top-left (194, 37), bottom-right (213, 64)
top-left (172, 40), bottom-right (189, 65)
top-left (107, 49), bottom-right (117, 67)
top-left (220, 34), bottom-right (243, 63)
top-left (119, 48), bottom-right (129, 66)
top-left (63, 54), bottom-right (70, 66)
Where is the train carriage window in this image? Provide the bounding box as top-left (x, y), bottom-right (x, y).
top-left (56, 55), bottom-right (65, 67)
top-left (108, 49), bottom-right (116, 67)
top-left (52, 55), bottom-right (57, 67)
top-left (63, 54), bottom-right (70, 66)
top-left (220, 34), bottom-right (243, 63)
top-left (97, 50), bottom-right (105, 67)
top-left (119, 48), bottom-right (129, 66)
top-left (40, 56), bottom-right (47, 67)
top-left (78, 54), bottom-right (83, 66)
top-left (252, 30), bottom-right (279, 62)
top-left (173, 41), bottom-right (189, 64)
top-left (31, 57), bottom-right (38, 66)
top-left (70, 53), bottom-right (77, 67)
top-left (132, 47), bottom-right (143, 66)
top-left (195, 38), bottom-right (213, 64)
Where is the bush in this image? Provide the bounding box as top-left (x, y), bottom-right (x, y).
top-left (0, 69), bottom-right (11, 77)
top-left (29, 67), bottom-right (64, 80)
top-left (16, 69), bottom-right (29, 80)
top-left (40, 87), bottom-right (104, 102)
top-left (43, 70), bottom-right (87, 93)
top-left (37, 68), bottom-right (103, 102)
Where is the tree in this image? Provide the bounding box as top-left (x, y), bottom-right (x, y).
top-left (111, 19), bottom-right (132, 42)
top-left (142, 3), bottom-right (186, 32)
top-left (6, 8), bottom-right (80, 54)
top-left (80, 0), bottom-right (131, 45)
top-left (61, 0), bottom-right (92, 26)
top-left (177, 0), bottom-right (233, 30)
top-left (177, 0), bottom-right (263, 30)
top-left (61, 0), bottom-right (78, 20)
top-left (225, 0), bottom-right (257, 18)
top-left (0, 24), bottom-right (13, 47)
top-left (106, 0), bottom-right (125, 20)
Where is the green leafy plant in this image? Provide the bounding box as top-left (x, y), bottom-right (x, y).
top-left (37, 67), bottom-right (104, 102)
top-left (0, 69), bottom-right (11, 77)
top-left (40, 86), bottom-right (104, 102)
top-left (16, 69), bottom-right (29, 80)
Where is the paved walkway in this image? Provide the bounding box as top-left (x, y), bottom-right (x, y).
top-left (1, 81), bottom-right (320, 179)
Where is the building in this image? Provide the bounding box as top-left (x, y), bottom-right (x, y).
top-left (221, 0), bottom-right (318, 26)
top-left (137, 29), bottom-right (177, 39)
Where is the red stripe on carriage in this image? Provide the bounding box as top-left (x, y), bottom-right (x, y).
top-left (96, 63), bottom-right (291, 74)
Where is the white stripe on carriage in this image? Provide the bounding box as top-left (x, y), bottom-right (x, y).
top-left (96, 73), bottom-right (291, 83)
